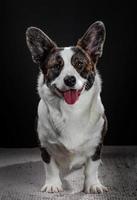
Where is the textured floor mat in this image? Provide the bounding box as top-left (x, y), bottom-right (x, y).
top-left (0, 147), bottom-right (137, 200)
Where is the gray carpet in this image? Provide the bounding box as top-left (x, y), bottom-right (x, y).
top-left (0, 147), bottom-right (137, 200)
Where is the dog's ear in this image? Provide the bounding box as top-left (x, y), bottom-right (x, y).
top-left (26, 27), bottom-right (57, 64)
top-left (77, 21), bottom-right (106, 62)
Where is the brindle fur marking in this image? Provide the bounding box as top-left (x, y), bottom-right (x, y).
top-left (35, 117), bottom-right (51, 164)
top-left (91, 114), bottom-right (108, 161)
top-left (41, 48), bottom-right (64, 85)
top-left (71, 47), bottom-right (95, 91)
top-left (40, 147), bottom-right (51, 164)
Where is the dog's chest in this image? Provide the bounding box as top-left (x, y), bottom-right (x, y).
top-left (47, 98), bottom-right (89, 142)
top-left (44, 99), bottom-right (103, 164)
top-left (58, 108), bottom-right (91, 149)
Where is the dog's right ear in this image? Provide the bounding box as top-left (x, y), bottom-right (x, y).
top-left (77, 21), bottom-right (106, 63)
top-left (26, 27), bottom-right (57, 65)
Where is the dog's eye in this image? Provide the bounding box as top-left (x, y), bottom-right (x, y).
top-left (77, 61), bottom-right (84, 70)
top-left (53, 64), bottom-right (60, 70)
top-left (51, 64), bottom-right (61, 75)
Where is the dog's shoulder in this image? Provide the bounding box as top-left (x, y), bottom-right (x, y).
top-left (38, 99), bottom-right (48, 120)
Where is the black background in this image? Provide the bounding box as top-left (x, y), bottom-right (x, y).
top-left (1, 1), bottom-right (137, 147)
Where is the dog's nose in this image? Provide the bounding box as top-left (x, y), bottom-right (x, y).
top-left (64, 75), bottom-right (76, 87)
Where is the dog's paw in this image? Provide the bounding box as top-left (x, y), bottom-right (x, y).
top-left (41, 183), bottom-right (63, 193)
top-left (84, 183), bottom-right (108, 194)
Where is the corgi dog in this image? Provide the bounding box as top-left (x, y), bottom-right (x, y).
top-left (26, 21), bottom-right (108, 194)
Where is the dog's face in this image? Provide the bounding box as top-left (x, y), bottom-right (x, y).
top-left (26, 21), bottom-right (106, 104)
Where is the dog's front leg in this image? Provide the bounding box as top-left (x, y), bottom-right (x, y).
top-left (40, 148), bottom-right (63, 193)
top-left (83, 158), bottom-right (108, 193)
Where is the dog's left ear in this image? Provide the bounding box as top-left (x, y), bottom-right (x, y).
top-left (26, 27), bottom-right (57, 65)
top-left (77, 21), bottom-right (106, 63)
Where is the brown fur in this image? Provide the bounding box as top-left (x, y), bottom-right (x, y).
top-left (71, 47), bottom-right (95, 74)
top-left (41, 48), bottom-right (64, 84)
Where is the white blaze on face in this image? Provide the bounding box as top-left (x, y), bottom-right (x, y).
top-left (51, 47), bottom-right (86, 90)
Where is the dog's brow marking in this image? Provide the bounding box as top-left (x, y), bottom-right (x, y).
top-left (60, 47), bottom-right (75, 73)
top-left (60, 47), bottom-right (74, 63)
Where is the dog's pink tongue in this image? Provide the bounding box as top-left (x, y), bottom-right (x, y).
top-left (63, 90), bottom-right (80, 105)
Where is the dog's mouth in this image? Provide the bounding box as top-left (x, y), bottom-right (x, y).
top-left (55, 86), bottom-right (84, 105)
top-left (63, 88), bottom-right (83, 105)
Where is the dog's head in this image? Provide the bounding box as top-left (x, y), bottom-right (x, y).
top-left (26, 21), bottom-right (106, 105)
